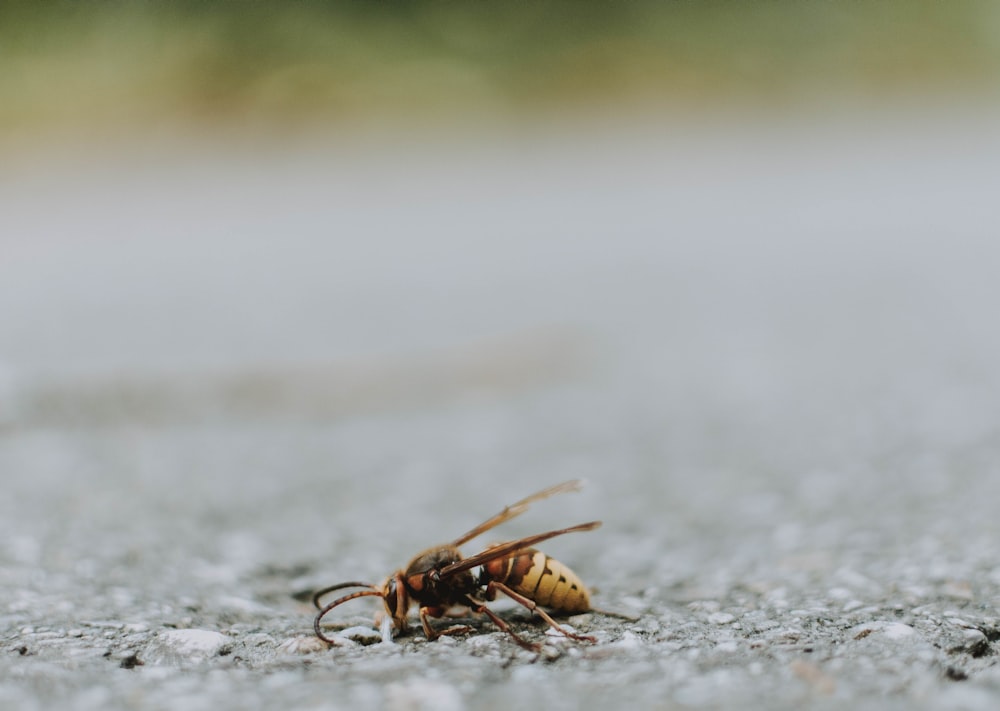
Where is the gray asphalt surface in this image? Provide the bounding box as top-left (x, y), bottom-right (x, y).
top-left (2, 108), bottom-right (1000, 710)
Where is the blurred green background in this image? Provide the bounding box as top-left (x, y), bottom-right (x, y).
top-left (3, 0), bottom-right (999, 147)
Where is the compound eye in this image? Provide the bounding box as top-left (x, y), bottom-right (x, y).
top-left (383, 578), bottom-right (398, 616)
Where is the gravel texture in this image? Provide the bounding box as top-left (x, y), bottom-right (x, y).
top-left (2, 108), bottom-right (1000, 710)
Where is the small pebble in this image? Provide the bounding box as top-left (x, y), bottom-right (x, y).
top-left (340, 626), bottom-right (384, 646)
top-left (144, 629), bottom-right (231, 665)
top-left (941, 580), bottom-right (973, 601)
top-left (278, 636), bottom-right (330, 655)
top-left (385, 679), bottom-right (463, 711)
top-left (882, 623), bottom-right (916, 641)
top-left (851, 622), bottom-right (916, 642)
top-left (688, 600), bottom-right (721, 613)
top-left (465, 634), bottom-right (501, 651)
top-left (537, 645), bottom-right (563, 662)
top-left (946, 628), bottom-right (989, 657)
top-left (612, 631), bottom-right (642, 650)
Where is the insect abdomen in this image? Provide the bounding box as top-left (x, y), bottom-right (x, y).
top-left (484, 548), bottom-right (591, 613)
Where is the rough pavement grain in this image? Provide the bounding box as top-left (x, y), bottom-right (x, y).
top-left (3, 109), bottom-right (1000, 710)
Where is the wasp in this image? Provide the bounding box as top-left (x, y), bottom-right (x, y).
top-left (312, 480), bottom-right (602, 650)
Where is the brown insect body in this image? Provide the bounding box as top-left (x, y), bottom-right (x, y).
top-left (398, 546), bottom-right (480, 621)
top-left (481, 547), bottom-right (591, 614)
top-left (313, 481), bottom-right (600, 650)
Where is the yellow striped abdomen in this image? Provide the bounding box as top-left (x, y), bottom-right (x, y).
top-left (484, 548), bottom-right (591, 613)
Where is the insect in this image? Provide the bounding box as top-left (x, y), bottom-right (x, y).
top-left (312, 480), bottom-right (602, 650)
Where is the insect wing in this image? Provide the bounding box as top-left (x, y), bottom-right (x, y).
top-left (450, 480), bottom-right (585, 547)
top-left (438, 521), bottom-right (601, 579)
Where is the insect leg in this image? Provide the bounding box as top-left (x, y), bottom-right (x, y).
top-left (486, 581), bottom-right (596, 643)
top-left (418, 606), bottom-right (473, 640)
top-left (463, 597), bottom-right (540, 651)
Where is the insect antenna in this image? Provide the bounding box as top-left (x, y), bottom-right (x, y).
top-left (312, 581), bottom-right (376, 610)
top-left (314, 586), bottom-right (384, 644)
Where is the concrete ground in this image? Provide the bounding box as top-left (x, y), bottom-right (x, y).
top-left (2, 107), bottom-right (1000, 710)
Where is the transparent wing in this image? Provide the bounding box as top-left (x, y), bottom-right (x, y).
top-left (439, 521), bottom-right (601, 579)
top-left (450, 480), bottom-right (585, 547)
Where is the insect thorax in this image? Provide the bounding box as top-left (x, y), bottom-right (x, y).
top-left (403, 546), bottom-right (462, 577)
top-left (403, 546), bottom-right (478, 607)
